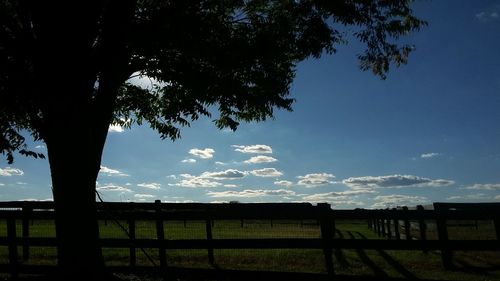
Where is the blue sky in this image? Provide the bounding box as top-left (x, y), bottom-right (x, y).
top-left (1, 0), bottom-right (500, 208)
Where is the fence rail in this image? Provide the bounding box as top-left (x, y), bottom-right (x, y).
top-left (0, 201), bottom-right (499, 280)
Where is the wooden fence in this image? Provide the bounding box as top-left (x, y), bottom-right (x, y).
top-left (0, 201), bottom-right (499, 280)
top-left (367, 202), bottom-right (500, 269)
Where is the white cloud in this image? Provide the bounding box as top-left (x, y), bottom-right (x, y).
top-left (167, 175), bottom-right (177, 180)
top-left (108, 124), bottom-right (124, 133)
top-left (421, 152), bottom-right (440, 159)
top-left (223, 184), bottom-right (238, 188)
top-left (232, 144), bottom-right (272, 154)
top-left (244, 155), bottom-right (277, 164)
top-left (0, 167), bottom-right (24, 177)
top-left (170, 169), bottom-right (247, 188)
top-left (19, 198), bottom-right (53, 202)
top-left (0, 183), bottom-right (5, 186)
top-left (299, 193), bottom-right (364, 207)
top-left (134, 193), bottom-right (155, 199)
top-left (201, 169), bottom-right (248, 179)
top-left (371, 195), bottom-right (428, 209)
top-left (297, 173), bottom-right (335, 187)
top-left (343, 175), bottom-right (454, 189)
top-left (207, 189), bottom-right (296, 198)
top-left (250, 168), bottom-right (283, 177)
top-left (476, 9), bottom-right (500, 21)
top-left (181, 158), bottom-right (197, 163)
top-left (162, 199), bottom-right (196, 203)
top-left (100, 166), bottom-right (129, 177)
top-left (170, 176), bottom-right (222, 188)
top-left (215, 161), bottom-right (226, 165)
top-left (302, 189), bottom-right (376, 202)
top-left (274, 180), bottom-right (293, 187)
top-left (127, 73), bottom-right (163, 90)
top-left (465, 183), bottom-right (500, 190)
top-left (108, 118), bottom-right (130, 133)
top-left (447, 193), bottom-right (490, 201)
top-left (97, 184), bottom-right (132, 193)
top-left (161, 196), bottom-right (196, 203)
top-left (189, 148), bottom-right (215, 159)
top-left (303, 190), bottom-right (376, 202)
top-left (16, 182), bottom-right (28, 185)
top-left (137, 182), bottom-right (161, 190)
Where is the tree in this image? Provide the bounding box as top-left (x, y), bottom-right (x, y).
top-left (0, 0), bottom-right (425, 279)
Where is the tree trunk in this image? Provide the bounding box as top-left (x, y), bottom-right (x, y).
top-left (32, 2), bottom-right (136, 279)
top-left (46, 128), bottom-right (109, 280)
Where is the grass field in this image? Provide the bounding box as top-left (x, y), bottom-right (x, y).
top-left (1, 218), bottom-right (499, 280)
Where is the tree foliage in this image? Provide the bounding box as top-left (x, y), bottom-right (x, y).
top-left (0, 0), bottom-right (426, 162)
top-left (0, 1), bottom-right (425, 278)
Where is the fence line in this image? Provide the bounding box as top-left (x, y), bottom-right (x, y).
top-left (0, 201), bottom-right (499, 279)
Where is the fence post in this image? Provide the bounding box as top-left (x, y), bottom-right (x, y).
top-left (385, 210), bottom-right (392, 239)
top-left (155, 200), bottom-right (167, 272)
top-left (417, 205), bottom-right (428, 254)
top-left (371, 212), bottom-right (377, 233)
top-left (206, 217), bottom-right (215, 265)
top-left (381, 216), bottom-right (386, 238)
top-left (7, 216), bottom-right (18, 279)
top-left (434, 203), bottom-right (452, 269)
top-left (22, 204), bottom-right (32, 261)
top-left (392, 208), bottom-right (400, 240)
top-left (368, 214), bottom-right (374, 231)
top-left (376, 215), bottom-right (382, 237)
top-left (128, 215), bottom-right (136, 267)
top-left (403, 206), bottom-right (411, 240)
top-left (494, 218), bottom-right (500, 241)
top-left (318, 203), bottom-right (334, 276)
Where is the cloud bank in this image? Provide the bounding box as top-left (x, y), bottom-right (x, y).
top-left (207, 189), bottom-right (295, 198)
top-left (137, 182), bottom-right (161, 190)
top-left (297, 173), bottom-right (335, 187)
top-left (0, 167), bottom-right (24, 177)
top-left (100, 166), bottom-right (129, 177)
top-left (250, 168), bottom-right (283, 177)
top-left (343, 175), bottom-right (454, 189)
top-left (465, 183), bottom-right (500, 190)
top-left (421, 152), bottom-right (440, 159)
top-left (274, 180), bottom-right (293, 187)
top-left (97, 184), bottom-right (132, 193)
top-left (371, 195), bottom-right (428, 209)
top-left (201, 169), bottom-right (247, 179)
top-left (189, 148), bottom-right (215, 159)
top-left (232, 144), bottom-right (272, 154)
top-left (244, 155), bottom-right (277, 164)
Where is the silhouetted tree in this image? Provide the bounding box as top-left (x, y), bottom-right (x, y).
top-left (0, 0), bottom-right (425, 279)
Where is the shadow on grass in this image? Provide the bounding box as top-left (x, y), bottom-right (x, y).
top-left (451, 255), bottom-right (500, 276)
top-left (334, 229), bottom-right (349, 268)
top-left (346, 231), bottom-right (388, 277)
top-left (355, 231), bottom-right (417, 279)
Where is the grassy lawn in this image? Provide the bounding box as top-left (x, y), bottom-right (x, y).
top-left (0, 218), bottom-right (499, 280)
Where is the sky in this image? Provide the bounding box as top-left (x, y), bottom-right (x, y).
top-left (1, 0), bottom-right (500, 209)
